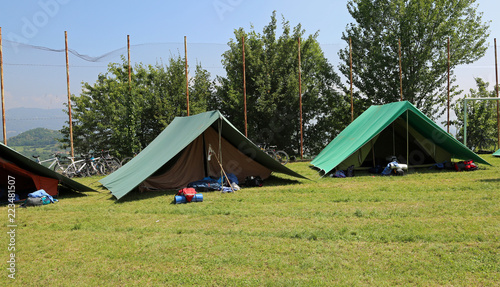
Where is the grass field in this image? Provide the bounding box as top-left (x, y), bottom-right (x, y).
top-left (2, 156), bottom-right (499, 286)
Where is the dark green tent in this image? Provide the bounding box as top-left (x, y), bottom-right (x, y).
top-left (100, 111), bottom-right (306, 200)
top-left (0, 142), bottom-right (94, 197)
top-left (311, 101), bottom-right (489, 174)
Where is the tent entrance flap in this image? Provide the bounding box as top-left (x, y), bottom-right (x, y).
top-left (337, 117), bottom-right (448, 170)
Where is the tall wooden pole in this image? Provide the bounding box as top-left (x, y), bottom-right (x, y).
top-left (398, 39), bottom-right (403, 101)
top-left (447, 37), bottom-right (450, 133)
top-left (495, 38), bottom-right (500, 149)
top-left (184, 36), bottom-right (190, 116)
top-left (0, 27), bottom-right (6, 145)
top-left (242, 36), bottom-right (247, 137)
top-left (128, 35), bottom-right (131, 90)
top-left (298, 37), bottom-right (303, 160)
top-left (349, 37), bottom-right (353, 122)
top-left (65, 31), bottom-right (74, 157)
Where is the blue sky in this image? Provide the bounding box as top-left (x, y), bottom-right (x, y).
top-left (1, 0), bottom-right (499, 111)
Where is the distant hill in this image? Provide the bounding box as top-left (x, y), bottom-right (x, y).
top-left (8, 128), bottom-right (68, 161)
top-left (8, 128), bottom-right (62, 147)
top-left (4, 108), bottom-right (67, 138)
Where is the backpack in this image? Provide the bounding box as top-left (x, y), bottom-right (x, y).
top-left (245, 176), bottom-right (263, 187)
top-left (20, 197), bottom-right (43, 208)
top-left (454, 160), bottom-right (478, 171)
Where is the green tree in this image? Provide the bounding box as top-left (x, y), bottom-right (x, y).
top-left (453, 78), bottom-right (498, 151)
top-left (339, 0), bottom-right (490, 119)
top-left (60, 55), bottom-right (212, 157)
top-left (212, 11), bottom-right (348, 156)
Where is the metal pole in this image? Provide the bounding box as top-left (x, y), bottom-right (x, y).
top-left (495, 38), bottom-right (500, 149)
top-left (298, 37), bottom-right (303, 160)
top-left (184, 36), bottom-right (190, 116)
top-left (399, 39), bottom-right (403, 101)
top-left (349, 37), bottom-right (353, 122)
top-left (0, 27), bottom-right (6, 145)
top-left (65, 31), bottom-right (74, 157)
top-left (242, 36), bottom-right (247, 137)
top-left (447, 37), bottom-right (450, 133)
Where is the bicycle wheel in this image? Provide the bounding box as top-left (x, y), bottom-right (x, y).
top-left (64, 164), bottom-right (77, 178)
top-left (275, 151), bottom-right (289, 165)
top-left (106, 158), bottom-right (122, 174)
top-left (120, 157), bottom-right (133, 166)
top-left (53, 162), bottom-right (65, 174)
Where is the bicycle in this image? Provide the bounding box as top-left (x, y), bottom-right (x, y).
top-left (33, 154), bottom-right (65, 173)
top-left (96, 150), bottom-right (121, 175)
top-left (64, 154), bottom-right (99, 177)
top-left (257, 144), bottom-right (289, 165)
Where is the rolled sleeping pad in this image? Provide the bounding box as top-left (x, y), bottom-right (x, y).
top-left (174, 194), bottom-right (203, 204)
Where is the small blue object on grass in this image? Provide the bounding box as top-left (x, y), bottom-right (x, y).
top-left (174, 194), bottom-right (203, 204)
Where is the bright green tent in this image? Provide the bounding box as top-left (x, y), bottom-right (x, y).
top-left (0, 142), bottom-right (94, 195)
top-left (311, 101), bottom-right (490, 175)
top-left (100, 111), bottom-right (306, 200)
top-left (494, 149), bottom-right (500, 157)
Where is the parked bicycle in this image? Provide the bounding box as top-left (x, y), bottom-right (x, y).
top-left (63, 153), bottom-right (99, 178)
top-left (257, 144), bottom-right (289, 165)
top-left (33, 153), bottom-right (65, 173)
top-left (95, 150), bottom-right (121, 175)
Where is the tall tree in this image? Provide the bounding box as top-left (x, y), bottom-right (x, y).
top-left (339, 0), bottom-right (490, 119)
top-left (60, 55), bottom-right (212, 157)
top-left (212, 11), bottom-right (348, 156)
top-left (453, 78), bottom-right (498, 151)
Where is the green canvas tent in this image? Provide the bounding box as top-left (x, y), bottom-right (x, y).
top-left (311, 101), bottom-right (490, 174)
top-left (100, 111), bottom-right (306, 200)
top-left (0, 142), bottom-right (94, 199)
top-left (494, 149), bottom-right (500, 157)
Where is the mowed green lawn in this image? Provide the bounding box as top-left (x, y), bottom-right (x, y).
top-left (2, 156), bottom-right (499, 286)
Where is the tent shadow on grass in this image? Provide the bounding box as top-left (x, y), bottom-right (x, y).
top-left (56, 185), bottom-right (90, 199)
top-left (479, 178), bottom-right (500, 183)
top-left (263, 174), bottom-right (302, 187)
top-left (110, 187), bottom-right (179, 204)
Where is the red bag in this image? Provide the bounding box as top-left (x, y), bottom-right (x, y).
top-left (177, 188), bottom-right (197, 202)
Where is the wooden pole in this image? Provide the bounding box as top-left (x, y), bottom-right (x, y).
top-left (298, 37), bottom-right (303, 160)
top-left (398, 39), bottom-right (403, 101)
top-left (65, 31), bottom-right (74, 157)
top-left (128, 35), bottom-right (131, 91)
top-left (447, 37), bottom-right (450, 133)
top-left (242, 36), bottom-right (247, 137)
top-left (0, 27), bottom-right (6, 145)
top-left (495, 38), bottom-right (500, 149)
top-left (349, 37), bottom-right (353, 122)
top-left (184, 36), bottom-right (190, 116)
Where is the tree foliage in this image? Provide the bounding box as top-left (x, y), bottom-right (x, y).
top-left (339, 0), bottom-right (490, 119)
top-left (60, 55), bottom-right (213, 157)
top-left (453, 78), bottom-right (499, 151)
top-left (212, 11), bottom-right (348, 156)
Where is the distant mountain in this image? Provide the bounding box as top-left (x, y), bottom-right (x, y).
top-left (3, 108), bottom-right (67, 138)
top-left (8, 128), bottom-right (67, 161)
top-left (8, 128), bottom-right (62, 147)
